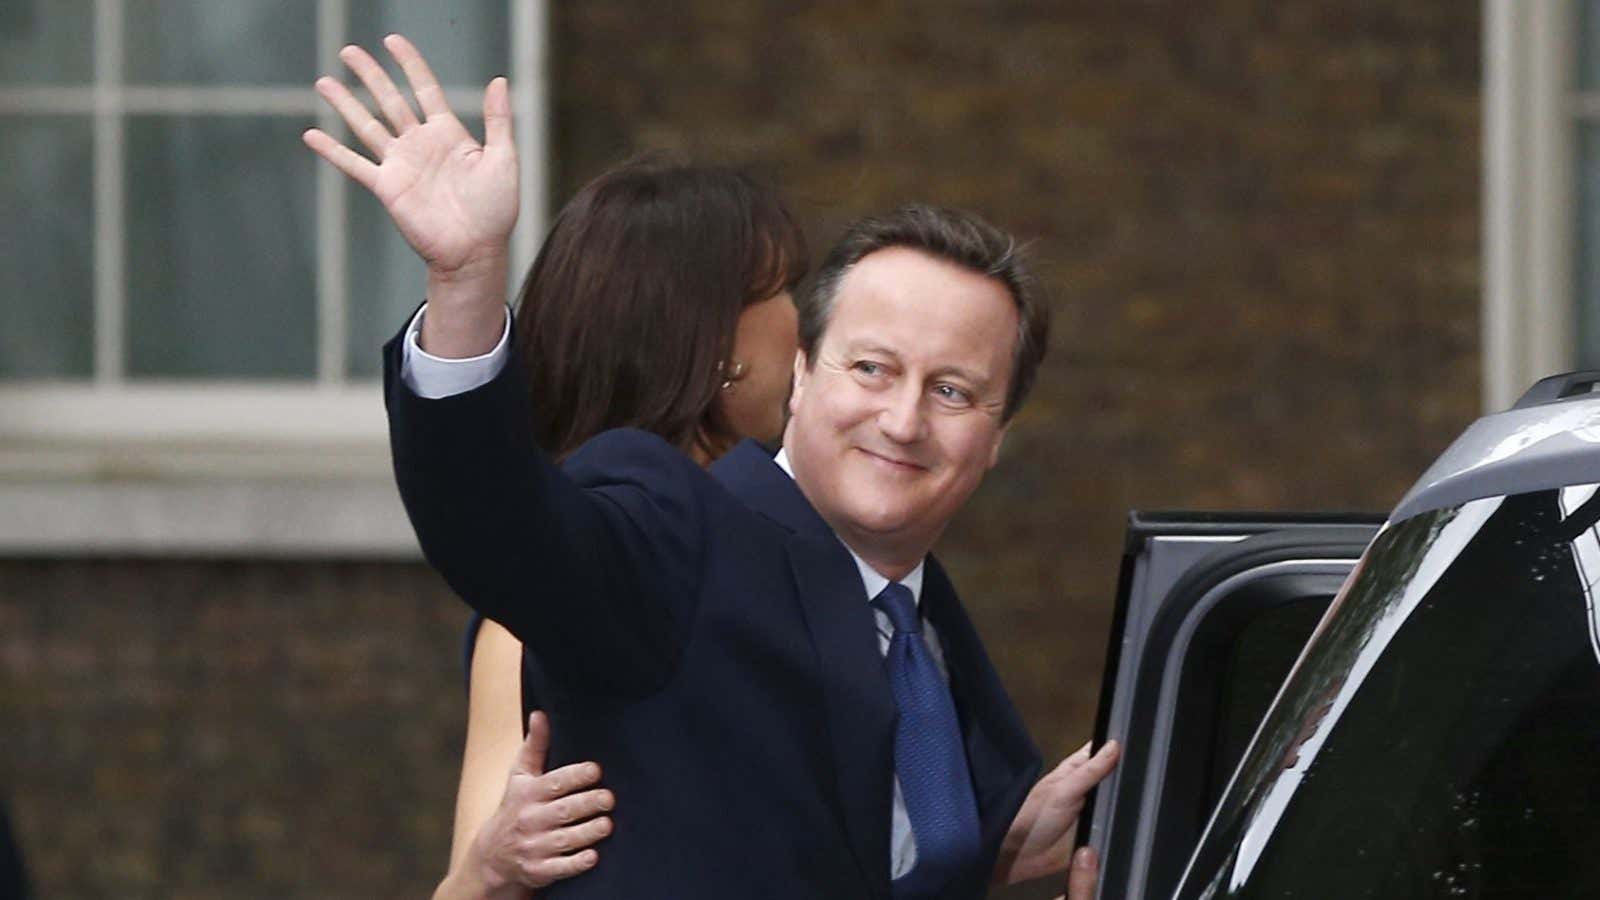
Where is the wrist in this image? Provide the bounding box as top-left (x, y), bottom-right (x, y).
top-left (427, 246), bottom-right (510, 288)
top-left (435, 866), bottom-right (518, 900)
top-left (426, 250), bottom-right (509, 311)
top-left (421, 255), bottom-right (510, 359)
top-left (455, 834), bottom-right (524, 900)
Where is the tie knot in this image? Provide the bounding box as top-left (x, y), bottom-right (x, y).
top-left (872, 582), bottom-right (920, 634)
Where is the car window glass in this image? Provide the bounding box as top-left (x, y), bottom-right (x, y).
top-left (1208, 596), bottom-right (1329, 805)
top-left (1178, 487), bottom-right (1600, 898)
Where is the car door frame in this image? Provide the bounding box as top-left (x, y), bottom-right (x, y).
top-left (1081, 512), bottom-right (1384, 900)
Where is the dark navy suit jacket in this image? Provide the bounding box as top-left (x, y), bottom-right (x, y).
top-left (384, 329), bottom-right (1041, 898)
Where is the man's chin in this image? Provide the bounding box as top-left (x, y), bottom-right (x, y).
top-left (836, 501), bottom-right (919, 539)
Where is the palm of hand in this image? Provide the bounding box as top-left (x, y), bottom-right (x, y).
top-left (376, 117), bottom-right (518, 274)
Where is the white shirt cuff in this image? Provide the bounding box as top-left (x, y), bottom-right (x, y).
top-left (399, 303), bottom-right (513, 399)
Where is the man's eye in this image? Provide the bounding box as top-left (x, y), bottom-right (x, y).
top-left (934, 384), bottom-right (972, 405)
top-left (853, 361), bottom-right (881, 376)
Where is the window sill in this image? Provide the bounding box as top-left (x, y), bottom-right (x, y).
top-left (0, 475), bottom-right (420, 558)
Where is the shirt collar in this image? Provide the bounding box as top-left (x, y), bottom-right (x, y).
top-left (772, 448), bottom-right (925, 607)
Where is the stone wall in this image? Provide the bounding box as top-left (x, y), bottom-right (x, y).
top-left (0, 2), bottom-right (1480, 897)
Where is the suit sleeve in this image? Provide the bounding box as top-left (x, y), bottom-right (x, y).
top-left (383, 321), bottom-right (702, 698)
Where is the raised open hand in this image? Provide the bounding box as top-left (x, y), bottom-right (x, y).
top-left (303, 33), bottom-right (518, 282)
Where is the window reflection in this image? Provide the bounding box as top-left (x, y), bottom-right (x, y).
top-left (345, 1), bottom-right (509, 86)
top-left (1557, 483), bottom-right (1600, 666)
top-left (1178, 489), bottom-right (1600, 899)
top-left (0, 116), bottom-right (95, 377)
top-left (0, 5), bottom-right (93, 85)
top-left (126, 115), bottom-right (317, 378)
top-left (125, 0), bottom-right (316, 84)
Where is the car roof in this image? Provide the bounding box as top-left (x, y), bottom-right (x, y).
top-left (1391, 372), bottom-right (1600, 523)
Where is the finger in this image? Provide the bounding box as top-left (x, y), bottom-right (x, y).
top-left (482, 77), bottom-right (515, 155)
top-left (1059, 741), bottom-right (1121, 793)
top-left (533, 760), bottom-right (604, 799)
top-left (313, 76), bottom-right (394, 159)
top-left (1040, 741), bottom-right (1096, 788)
top-left (302, 128), bottom-right (378, 191)
top-left (384, 33), bottom-right (453, 121)
top-left (513, 710), bottom-right (551, 776)
top-left (521, 847), bottom-right (598, 887)
top-left (1066, 847), bottom-right (1099, 900)
top-left (536, 814), bottom-right (614, 856)
top-left (1051, 741), bottom-right (1092, 776)
top-left (339, 43), bottom-right (420, 133)
top-left (535, 788), bottom-right (616, 827)
top-left (1091, 739), bottom-right (1121, 769)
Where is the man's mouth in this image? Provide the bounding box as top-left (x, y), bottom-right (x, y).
top-left (857, 447), bottom-right (926, 471)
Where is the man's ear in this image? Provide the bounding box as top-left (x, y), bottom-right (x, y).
top-left (788, 349), bottom-right (809, 416)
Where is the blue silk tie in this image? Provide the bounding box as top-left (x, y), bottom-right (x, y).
top-left (873, 582), bottom-right (982, 897)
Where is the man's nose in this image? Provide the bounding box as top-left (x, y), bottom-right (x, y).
top-left (878, 383), bottom-right (928, 444)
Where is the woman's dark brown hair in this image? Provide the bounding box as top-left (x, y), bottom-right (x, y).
top-left (513, 157), bottom-right (807, 460)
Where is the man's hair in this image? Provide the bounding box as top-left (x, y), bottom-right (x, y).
top-left (796, 205), bottom-right (1049, 421)
top-left (514, 155), bottom-right (807, 460)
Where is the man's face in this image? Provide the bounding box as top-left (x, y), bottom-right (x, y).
top-left (783, 246), bottom-right (1017, 572)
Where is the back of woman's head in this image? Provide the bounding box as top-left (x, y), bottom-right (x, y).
top-left (514, 157), bottom-right (807, 460)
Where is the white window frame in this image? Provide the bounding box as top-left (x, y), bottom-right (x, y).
top-left (1483, 0), bottom-right (1579, 412)
top-left (0, 0), bottom-right (549, 556)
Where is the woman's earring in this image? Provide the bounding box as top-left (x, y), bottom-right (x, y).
top-left (720, 361), bottom-right (747, 391)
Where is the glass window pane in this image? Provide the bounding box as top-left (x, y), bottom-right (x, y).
top-left (346, 115), bottom-right (488, 378)
top-left (0, 116), bottom-right (94, 378)
top-left (1211, 595), bottom-right (1330, 804)
top-left (125, 1), bottom-right (316, 84)
top-left (0, 5), bottom-right (93, 85)
top-left (1582, 1), bottom-right (1600, 91)
top-left (1577, 125), bottom-right (1600, 369)
top-left (126, 116), bottom-right (317, 379)
top-left (346, 1), bottom-right (509, 87)
top-left (345, 195), bottom-right (424, 379)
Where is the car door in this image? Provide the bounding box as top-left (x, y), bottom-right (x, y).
top-left (1080, 512), bottom-right (1383, 900)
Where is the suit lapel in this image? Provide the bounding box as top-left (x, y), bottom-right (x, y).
top-left (713, 441), bottom-right (897, 895)
top-left (789, 536), bottom-right (896, 895)
top-left (920, 558), bottom-right (1042, 884)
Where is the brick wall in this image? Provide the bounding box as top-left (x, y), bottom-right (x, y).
top-left (0, 560), bottom-right (466, 898)
top-left (551, 0), bottom-right (1479, 813)
top-left (1, 2), bottom-right (1480, 897)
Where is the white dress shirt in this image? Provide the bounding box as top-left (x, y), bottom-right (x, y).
top-left (399, 304), bottom-right (512, 398)
top-left (402, 303), bottom-right (951, 879)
